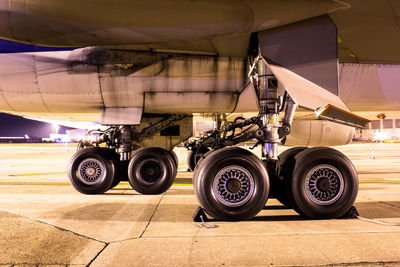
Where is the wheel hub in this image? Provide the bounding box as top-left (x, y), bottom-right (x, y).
top-left (227, 179), bottom-right (241, 193)
top-left (77, 158), bottom-right (105, 185)
top-left (305, 164), bottom-right (344, 205)
top-left (138, 159), bottom-right (163, 184)
top-left (317, 177), bottom-right (331, 192)
top-left (212, 165), bottom-right (255, 207)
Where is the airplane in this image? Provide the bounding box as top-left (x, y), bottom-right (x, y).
top-left (0, 0), bottom-right (399, 221)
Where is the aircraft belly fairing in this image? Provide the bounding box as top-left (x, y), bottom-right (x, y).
top-left (0, 48), bottom-right (247, 122)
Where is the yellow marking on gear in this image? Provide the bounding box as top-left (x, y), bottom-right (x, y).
top-left (338, 35), bottom-right (343, 44)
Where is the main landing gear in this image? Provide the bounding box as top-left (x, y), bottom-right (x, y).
top-left (68, 115), bottom-right (187, 195)
top-left (190, 55), bottom-right (359, 221)
top-left (68, 145), bottom-right (177, 195)
top-left (68, 56), bottom-right (359, 222)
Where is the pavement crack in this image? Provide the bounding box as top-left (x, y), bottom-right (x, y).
top-left (380, 201), bottom-right (400, 209)
top-left (139, 194), bottom-right (165, 238)
top-left (106, 194), bottom-right (166, 244)
top-left (0, 208), bottom-right (106, 244)
top-left (87, 242), bottom-right (109, 267)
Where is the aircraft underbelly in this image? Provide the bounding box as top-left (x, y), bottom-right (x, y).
top-left (339, 64), bottom-right (400, 114)
top-left (0, 50), bottom-right (247, 121)
top-left (0, 1), bottom-right (344, 57)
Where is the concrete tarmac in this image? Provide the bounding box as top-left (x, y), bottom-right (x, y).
top-left (0, 143), bottom-right (400, 266)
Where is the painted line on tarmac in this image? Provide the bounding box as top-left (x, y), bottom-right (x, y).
top-left (9, 169), bottom-right (189, 177)
top-left (359, 180), bottom-right (400, 183)
top-left (0, 182), bottom-right (70, 185)
top-left (10, 172), bottom-right (67, 177)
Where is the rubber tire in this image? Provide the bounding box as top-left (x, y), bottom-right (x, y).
top-left (107, 149), bottom-right (123, 190)
top-left (187, 147), bottom-right (211, 172)
top-left (128, 147), bottom-right (177, 195)
top-left (68, 147), bottom-right (116, 194)
top-left (194, 147), bottom-right (269, 221)
top-left (169, 149), bottom-right (179, 168)
top-left (272, 147), bottom-right (308, 207)
top-left (290, 147), bottom-right (358, 219)
top-left (191, 149), bottom-right (214, 186)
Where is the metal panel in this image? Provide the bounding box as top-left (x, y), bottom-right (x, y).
top-left (259, 15), bottom-right (338, 95)
top-left (33, 51), bottom-right (103, 113)
top-left (101, 56), bottom-right (246, 114)
top-left (234, 83), bottom-right (259, 113)
top-left (339, 64), bottom-right (400, 112)
top-left (265, 60), bottom-right (348, 111)
top-left (101, 107), bottom-right (142, 125)
top-left (0, 53), bottom-right (49, 113)
top-left (314, 104), bottom-right (370, 128)
top-left (144, 92), bottom-right (238, 114)
top-left (285, 120), bottom-right (354, 147)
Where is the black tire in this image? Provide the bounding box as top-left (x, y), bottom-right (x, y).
top-left (68, 147), bottom-right (116, 194)
top-left (272, 147), bottom-right (308, 207)
top-left (194, 147), bottom-right (269, 221)
top-left (115, 159), bottom-right (129, 182)
top-left (290, 147), bottom-right (358, 219)
top-left (128, 147), bottom-right (177, 194)
top-left (187, 147), bottom-right (211, 172)
top-left (105, 148), bottom-right (130, 189)
top-left (191, 149), bottom-right (214, 186)
top-left (109, 176), bottom-right (120, 190)
top-left (168, 149), bottom-right (179, 168)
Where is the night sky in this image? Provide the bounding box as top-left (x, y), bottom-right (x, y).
top-left (0, 38), bottom-right (77, 53)
top-left (0, 113), bottom-right (72, 138)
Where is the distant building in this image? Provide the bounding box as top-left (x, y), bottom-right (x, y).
top-left (355, 119), bottom-right (400, 142)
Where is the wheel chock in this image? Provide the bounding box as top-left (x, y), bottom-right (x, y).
top-left (193, 207), bottom-right (217, 228)
top-left (341, 206), bottom-right (359, 219)
top-left (193, 206), bottom-right (209, 222)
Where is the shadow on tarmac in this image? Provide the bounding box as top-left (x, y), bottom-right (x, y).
top-left (54, 201), bottom-right (400, 222)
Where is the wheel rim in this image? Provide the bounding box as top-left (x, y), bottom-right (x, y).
top-left (304, 164), bottom-right (344, 205)
top-left (212, 165), bottom-right (255, 207)
top-left (138, 159), bottom-right (164, 184)
top-left (77, 158), bottom-right (106, 185)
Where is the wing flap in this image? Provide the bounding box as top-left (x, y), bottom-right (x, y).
top-left (315, 104), bottom-right (371, 129)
